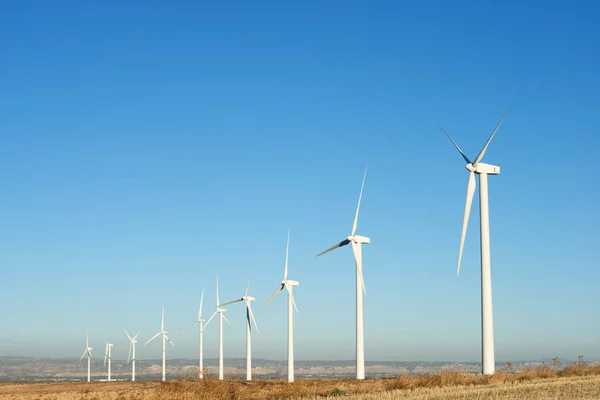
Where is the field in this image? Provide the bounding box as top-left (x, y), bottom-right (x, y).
top-left (1, 365), bottom-right (599, 400)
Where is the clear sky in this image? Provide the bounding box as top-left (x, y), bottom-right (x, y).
top-left (0, 0), bottom-right (598, 363)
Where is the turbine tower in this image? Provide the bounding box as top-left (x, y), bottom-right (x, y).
top-left (220, 278), bottom-right (259, 381)
top-left (317, 168), bottom-right (369, 380)
top-left (203, 275), bottom-right (231, 380)
top-left (145, 306), bottom-right (175, 381)
top-left (439, 108), bottom-right (511, 375)
top-left (79, 331), bottom-right (93, 382)
top-left (103, 341), bottom-right (114, 382)
top-left (124, 329), bottom-right (140, 381)
top-left (192, 289), bottom-right (206, 379)
top-left (265, 228), bottom-right (299, 383)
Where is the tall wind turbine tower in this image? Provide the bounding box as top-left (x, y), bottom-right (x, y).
top-left (145, 306), bottom-right (175, 381)
top-left (220, 278), bottom-right (259, 381)
top-left (203, 275), bottom-right (231, 380)
top-left (265, 228), bottom-right (299, 383)
top-left (124, 329), bottom-right (140, 381)
top-left (192, 289), bottom-right (206, 379)
top-left (317, 168), bottom-right (370, 379)
top-left (103, 341), bottom-right (114, 382)
top-left (79, 331), bottom-right (93, 382)
top-left (439, 108), bottom-right (511, 375)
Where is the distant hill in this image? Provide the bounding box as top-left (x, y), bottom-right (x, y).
top-left (0, 356), bottom-right (593, 382)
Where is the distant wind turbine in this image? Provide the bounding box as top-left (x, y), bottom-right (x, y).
top-left (203, 275), bottom-right (231, 380)
top-left (103, 341), bottom-right (114, 382)
top-left (192, 289), bottom-right (206, 379)
top-left (145, 306), bottom-right (175, 381)
top-left (264, 228), bottom-right (299, 383)
top-left (439, 108), bottom-right (511, 375)
top-left (317, 168), bottom-right (370, 380)
top-left (220, 278), bottom-right (259, 381)
top-left (124, 329), bottom-right (140, 381)
top-left (79, 331), bottom-right (93, 382)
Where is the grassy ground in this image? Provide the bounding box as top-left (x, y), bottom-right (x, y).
top-left (0, 364), bottom-right (598, 400)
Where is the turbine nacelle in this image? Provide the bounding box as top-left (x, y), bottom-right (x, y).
top-left (283, 279), bottom-right (299, 286)
top-left (467, 163), bottom-right (500, 175)
top-left (243, 296), bottom-right (256, 302)
top-left (348, 235), bottom-right (370, 244)
top-left (216, 307), bottom-right (227, 313)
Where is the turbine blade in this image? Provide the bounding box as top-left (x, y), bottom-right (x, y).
top-left (457, 171), bottom-right (476, 275)
top-left (245, 276), bottom-right (252, 297)
top-left (285, 284), bottom-right (299, 312)
top-left (473, 107), bottom-right (511, 166)
top-left (133, 333), bottom-right (140, 340)
top-left (246, 300), bottom-right (259, 333)
top-left (128, 342), bottom-right (132, 363)
top-left (317, 239), bottom-right (351, 257)
top-left (219, 298), bottom-right (243, 307)
top-left (223, 314), bottom-right (232, 325)
top-left (199, 289), bottom-right (204, 319)
top-left (166, 335), bottom-right (175, 347)
top-left (216, 274), bottom-right (220, 306)
top-left (80, 350), bottom-right (87, 361)
top-left (284, 227), bottom-right (290, 280)
top-left (124, 328), bottom-right (132, 342)
top-left (351, 241), bottom-right (366, 294)
top-left (263, 284), bottom-right (284, 307)
top-left (439, 125), bottom-right (472, 164)
top-left (144, 331), bottom-right (162, 346)
top-left (104, 345), bottom-right (108, 367)
top-left (351, 167), bottom-right (367, 236)
top-left (202, 311), bottom-right (218, 331)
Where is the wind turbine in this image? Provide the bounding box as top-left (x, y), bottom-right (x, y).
top-left (439, 108), bottom-right (511, 375)
top-left (203, 275), bottom-right (231, 380)
top-left (220, 278), bottom-right (259, 381)
top-left (124, 329), bottom-right (140, 381)
top-left (145, 306), bottom-right (175, 381)
top-left (264, 228), bottom-right (299, 383)
top-left (192, 289), bottom-right (206, 379)
top-left (317, 168), bottom-right (369, 380)
top-left (103, 341), bottom-right (114, 382)
top-left (79, 331), bottom-right (93, 382)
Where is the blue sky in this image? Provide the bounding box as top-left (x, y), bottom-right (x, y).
top-left (0, 0), bottom-right (598, 363)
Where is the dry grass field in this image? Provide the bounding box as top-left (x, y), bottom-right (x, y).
top-left (0, 364), bottom-right (599, 400)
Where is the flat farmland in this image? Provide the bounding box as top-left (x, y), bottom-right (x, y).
top-left (1, 365), bottom-right (599, 400)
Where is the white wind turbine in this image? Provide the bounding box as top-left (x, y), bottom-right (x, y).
top-left (219, 278), bottom-right (259, 381)
top-left (439, 108), bottom-right (511, 375)
top-left (79, 331), bottom-right (93, 382)
top-left (264, 228), bottom-right (299, 383)
top-left (317, 168), bottom-right (369, 380)
top-left (145, 306), bottom-right (175, 381)
top-left (124, 329), bottom-right (140, 381)
top-left (103, 341), bottom-right (114, 382)
top-left (192, 289), bottom-right (206, 379)
top-left (203, 275), bottom-right (231, 381)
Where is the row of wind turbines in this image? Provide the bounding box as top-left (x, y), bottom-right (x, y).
top-left (80, 109), bottom-right (511, 381)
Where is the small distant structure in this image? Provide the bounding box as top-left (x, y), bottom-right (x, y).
top-left (578, 355), bottom-right (584, 365)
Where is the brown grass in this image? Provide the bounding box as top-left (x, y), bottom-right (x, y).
top-left (318, 375), bottom-right (600, 399)
top-left (0, 364), bottom-right (598, 400)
